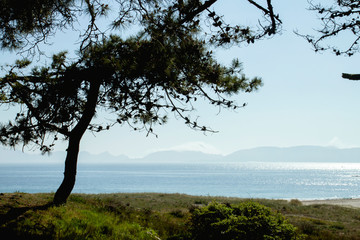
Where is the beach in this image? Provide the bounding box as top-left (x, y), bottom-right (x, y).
top-left (302, 198), bottom-right (360, 208)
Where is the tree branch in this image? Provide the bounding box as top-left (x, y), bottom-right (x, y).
top-left (248, 0), bottom-right (282, 28)
top-left (179, 0), bottom-right (218, 24)
top-left (342, 73), bottom-right (360, 80)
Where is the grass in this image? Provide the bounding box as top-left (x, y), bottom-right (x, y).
top-left (1, 192), bottom-right (360, 239)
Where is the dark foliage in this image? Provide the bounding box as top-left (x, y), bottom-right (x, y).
top-left (189, 201), bottom-right (304, 240)
top-left (301, 0), bottom-right (360, 57)
top-left (0, 0), bottom-right (281, 204)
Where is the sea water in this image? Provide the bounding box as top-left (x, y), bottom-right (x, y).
top-left (1, 162), bottom-right (360, 200)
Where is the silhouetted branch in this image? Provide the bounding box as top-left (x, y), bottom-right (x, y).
top-left (179, 0), bottom-right (218, 24)
top-left (342, 73), bottom-right (360, 80)
top-left (248, 0), bottom-right (282, 35)
top-left (300, 0), bottom-right (360, 56)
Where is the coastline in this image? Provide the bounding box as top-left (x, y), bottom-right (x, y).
top-left (301, 198), bottom-right (360, 208)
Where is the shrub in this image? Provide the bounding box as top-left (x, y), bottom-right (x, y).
top-left (1, 205), bottom-right (160, 240)
top-left (189, 201), bottom-right (304, 240)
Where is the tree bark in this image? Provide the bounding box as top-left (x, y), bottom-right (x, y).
top-left (53, 135), bottom-right (81, 205)
top-left (53, 78), bottom-right (101, 205)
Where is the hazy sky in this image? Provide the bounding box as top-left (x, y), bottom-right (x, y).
top-left (1, 1), bottom-right (360, 158)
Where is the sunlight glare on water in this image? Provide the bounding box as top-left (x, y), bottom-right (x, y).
top-left (1, 162), bottom-right (360, 200)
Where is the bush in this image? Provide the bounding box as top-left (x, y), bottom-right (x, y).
top-left (1, 205), bottom-right (160, 240)
top-left (189, 201), bottom-right (304, 240)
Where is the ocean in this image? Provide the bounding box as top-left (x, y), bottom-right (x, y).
top-left (1, 162), bottom-right (360, 200)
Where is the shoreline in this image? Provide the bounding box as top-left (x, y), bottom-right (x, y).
top-left (301, 198), bottom-right (360, 208)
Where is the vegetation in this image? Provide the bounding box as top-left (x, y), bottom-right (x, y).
top-left (1, 192), bottom-right (360, 240)
top-left (189, 201), bottom-right (303, 240)
top-left (2, 0), bottom-right (358, 207)
top-left (0, 0), bottom-right (280, 205)
top-left (304, 0), bottom-right (360, 57)
top-left (302, 0), bottom-right (360, 80)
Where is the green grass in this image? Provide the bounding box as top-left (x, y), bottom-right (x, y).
top-left (1, 192), bottom-right (360, 239)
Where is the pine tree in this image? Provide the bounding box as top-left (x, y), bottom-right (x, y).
top-left (0, 0), bottom-right (280, 205)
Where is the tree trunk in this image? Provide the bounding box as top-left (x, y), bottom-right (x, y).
top-left (53, 136), bottom-right (81, 205)
top-left (53, 78), bottom-right (101, 205)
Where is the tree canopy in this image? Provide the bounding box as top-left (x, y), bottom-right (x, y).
top-left (0, 0), bottom-right (281, 204)
top-left (301, 0), bottom-right (360, 80)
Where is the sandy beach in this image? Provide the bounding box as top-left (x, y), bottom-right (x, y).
top-left (302, 198), bottom-right (360, 208)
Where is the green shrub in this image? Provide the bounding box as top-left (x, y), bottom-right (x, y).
top-left (1, 205), bottom-right (160, 240)
top-left (189, 201), bottom-right (304, 240)
top-left (52, 209), bottom-right (160, 240)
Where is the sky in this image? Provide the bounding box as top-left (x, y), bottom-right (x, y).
top-left (1, 1), bottom-right (360, 158)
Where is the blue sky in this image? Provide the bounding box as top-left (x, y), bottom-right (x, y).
top-left (1, 1), bottom-right (360, 158)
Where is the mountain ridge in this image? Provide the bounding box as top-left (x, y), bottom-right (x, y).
top-left (1, 145), bottom-right (359, 164)
top-left (225, 146), bottom-right (360, 162)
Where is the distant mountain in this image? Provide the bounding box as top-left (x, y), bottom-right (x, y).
top-left (78, 152), bottom-right (129, 164)
top-left (0, 148), bottom-right (221, 164)
top-left (1, 146), bottom-right (359, 164)
top-left (225, 146), bottom-right (360, 163)
top-left (0, 149), bottom-right (65, 164)
top-left (0, 149), bottom-right (128, 164)
top-left (139, 150), bottom-right (222, 162)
